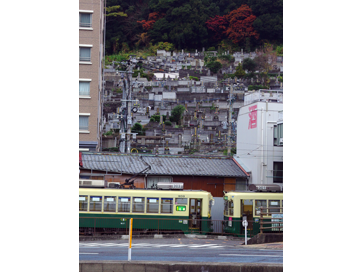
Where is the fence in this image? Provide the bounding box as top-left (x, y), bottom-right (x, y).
top-left (259, 207), bottom-right (283, 233)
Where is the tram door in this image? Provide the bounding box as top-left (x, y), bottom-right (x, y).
top-left (241, 199), bottom-right (253, 234)
top-left (189, 198), bottom-right (202, 230)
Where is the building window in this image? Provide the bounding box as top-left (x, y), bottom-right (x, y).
top-left (79, 81), bottom-right (90, 96)
top-left (79, 13), bottom-right (92, 28)
top-left (79, 116), bottom-right (89, 131)
top-left (273, 162), bottom-right (283, 183)
top-left (274, 123), bottom-right (283, 146)
top-left (79, 47), bottom-right (91, 62)
top-left (235, 178), bottom-right (247, 190)
top-left (147, 176), bottom-right (172, 188)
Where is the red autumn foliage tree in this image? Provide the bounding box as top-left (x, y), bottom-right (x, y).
top-left (137, 12), bottom-right (165, 31)
top-left (206, 4), bottom-right (259, 44)
top-left (205, 15), bottom-right (229, 41)
top-left (224, 5), bottom-right (259, 44)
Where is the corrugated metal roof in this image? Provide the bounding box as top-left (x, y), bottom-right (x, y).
top-left (81, 153), bottom-right (247, 178)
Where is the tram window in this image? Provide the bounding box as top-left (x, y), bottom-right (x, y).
top-left (90, 196), bottom-right (102, 212)
top-left (133, 197), bottom-right (145, 213)
top-left (255, 200), bottom-right (267, 216)
top-left (175, 198), bottom-right (187, 205)
top-left (79, 195), bottom-right (88, 211)
top-left (104, 196), bottom-right (116, 212)
top-left (118, 197), bottom-right (130, 213)
top-left (269, 200), bottom-right (280, 214)
top-left (228, 200), bottom-right (234, 216)
top-left (161, 198), bottom-right (173, 213)
top-left (224, 199), bottom-right (228, 216)
top-left (147, 198), bottom-right (159, 213)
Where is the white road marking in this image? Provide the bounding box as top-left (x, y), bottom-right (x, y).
top-left (79, 243), bottom-right (226, 249)
top-left (169, 245), bottom-right (188, 247)
top-left (79, 253), bottom-right (99, 254)
top-left (188, 244), bottom-right (218, 247)
top-left (219, 254), bottom-right (282, 257)
top-left (205, 246), bottom-right (225, 248)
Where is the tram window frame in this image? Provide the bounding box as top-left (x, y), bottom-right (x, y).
top-left (161, 198), bottom-right (173, 214)
top-left (132, 197), bottom-right (145, 213)
top-left (104, 196), bottom-right (117, 212)
top-left (175, 198), bottom-right (187, 205)
top-left (79, 195), bottom-right (88, 211)
top-left (228, 200), bottom-right (234, 216)
top-left (89, 196), bottom-right (102, 212)
top-left (255, 200), bottom-right (267, 216)
top-left (147, 198), bottom-right (159, 213)
top-left (118, 197), bottom-right (131, 213)
top-left (224, 198), bottom-right (228, 216)
top-left (268, 200), bottom-right (280, 214)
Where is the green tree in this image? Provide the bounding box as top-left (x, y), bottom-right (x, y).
top-left (131, 123), bottom-right (143, 134)
top-left (206, 61), bottom-right (222, 74)
top-left (235, 63), bottom-right (245, 78)
top-left (170, 105), bottom-right (186, 125)
top-left (242, 58), bottom-right (256, 72)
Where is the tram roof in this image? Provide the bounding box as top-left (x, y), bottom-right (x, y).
top-left (80, 153), bottom-right (248, 178)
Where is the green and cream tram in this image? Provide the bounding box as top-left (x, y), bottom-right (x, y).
top-left (223, 190), bottom-right (283, 237)
top-left (79, 188), bottom-right (214, 235)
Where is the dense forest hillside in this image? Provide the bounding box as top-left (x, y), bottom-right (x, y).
top-left (105, 0), bottom-right (282, 55)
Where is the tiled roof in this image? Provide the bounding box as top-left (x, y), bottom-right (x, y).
top-left (81, 153), bottom-right (247, 178)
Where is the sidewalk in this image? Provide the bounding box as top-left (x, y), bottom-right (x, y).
top-left (238, 242), bottom-right (283, 250)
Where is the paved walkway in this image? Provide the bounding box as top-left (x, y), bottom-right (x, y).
top-left (239, 242), bottom-right (283, 250)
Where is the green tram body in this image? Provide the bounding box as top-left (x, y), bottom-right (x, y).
top-left (223, 191), bottom-right (283, 237)
top-left (79, 188), bottom-right (214, 235)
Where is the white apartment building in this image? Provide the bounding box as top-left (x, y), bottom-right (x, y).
top-left (236, 90), bottom-right (283, 189)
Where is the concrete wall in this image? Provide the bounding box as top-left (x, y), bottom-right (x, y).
top-left (79, 261), bottom-right (283, 272)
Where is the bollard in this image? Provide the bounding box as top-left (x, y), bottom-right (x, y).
top-left (128, 218), bottom-right (133, 261)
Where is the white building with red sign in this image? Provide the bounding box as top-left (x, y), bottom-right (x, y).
top-left (235, 90), bottom-right (283, 189)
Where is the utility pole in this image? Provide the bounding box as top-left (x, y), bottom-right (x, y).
top-left (227, 81), bottom-right (234, 156)
top-left (126, 70), bottom-right (133, 153)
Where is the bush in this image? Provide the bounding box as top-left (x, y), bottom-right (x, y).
top-left (150, 114), bottom-right (160, 122)
top-left (103, 130), bottom-right (113, 136)
top-left (207, 47), bottom-right (216, 51)
top-left (218, 54), bottom-right (234, 62)
top-left (164, 121), bottom-right (172, 126)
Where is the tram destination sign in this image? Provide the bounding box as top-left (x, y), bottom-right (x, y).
top-left (176, 206), bottom-right (186, 211)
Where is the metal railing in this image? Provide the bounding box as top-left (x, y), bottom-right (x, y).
top-left (79, 215), bottom-right (282, 237)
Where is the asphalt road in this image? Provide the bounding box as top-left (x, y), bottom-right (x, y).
top-left (79, 238), bottom-right (283, 263)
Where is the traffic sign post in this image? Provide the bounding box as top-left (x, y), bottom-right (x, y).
top-left (242, 220), bottom-right (248, 245)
